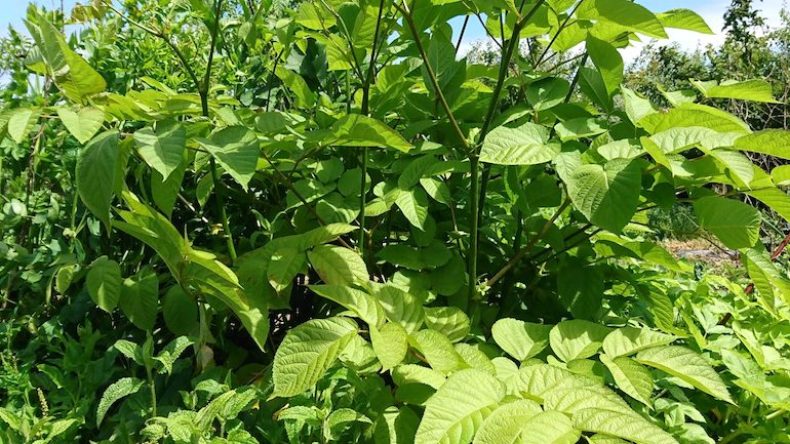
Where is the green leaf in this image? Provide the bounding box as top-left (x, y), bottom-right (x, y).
top-left (480, 123), bottom-right (557, 165)
top-left (309, 285), bottom-right (385, 327)
top-left (519, 411), bottom-right (580, 444)
top-left (692, 79), bottom-right (778, 103)
top-left (197, 126), bottom-right (259, 190)
top-left (657, 9), bottom-right (714, 34)
top-left (7, 107), bottom-right (40, 143)
top-left (119, 269), bottom-right (159, 331)
top-left (550, 320), bottom-right (611, 362)
top-left (555, 117), bottom-right (607, 141)
top-left (734, 130), bottom-right (790, 160)
top-left (374, 406), bottom-right (420, 444)
top-left (154, 336), bottom-right (192, 375)
top-left (77, 130), bottom-right (120, 228)
top-left (640, 104), bottom-right (750, 134)
top-left (694, 196), bottom-right (760, 249)
top-left (371, 322), bottom-right (409, 370)
top-left (268, 247), bottom-right (306, 293)
top-left (424, 306), bottom-right (470, 343)
top-left (771, 164), bottom-right (790, 186)
top-left (323, 408), bottom-right (372, 442)
top-left (86, 256), bottom-right (122, 313)
top-left (599, 354), bottom-right (653, 406)
top-left (25, 10), bottom-right (106, 102)
top-left (134, 120), bottom-right (186, 181)
top-left (276, 67), bottom-right (316, 108)
top-left (273, 317), bottom-right (358, 397)
top-left (56, 106), bottom-right (104, 144)
top-left (621, 87), bottom-right (656, 124)
top-left (308, 245), bottom-right (369, 286)
top-left (589, 0), bottom-right (667, 38)
top-left (326, 115), bottom-right (412, 152)
top-left (565, 159), bottom-right (642, 233)
top-left (742, 247), bottom-right (790, 306)
top-left (162, 286), bottom-right (197, 336)
top-left (472, 399), bottom-right (542, 444)
top-left (572, 408), bottom-right (678, 444)
top-left (394, 188), bottom-right (429, 230)
top-left (373, 284), bottom-right (425, 333)
top-left (410, 329), bottom-right (466, 374)
top-left (414, 369), bottom-right (505, 444)
top-left (636, 346), bottom-right (735, 404)
top-left (491, 318), bottom-right (551, 361)
top-left (602, 327), bottom-right (676, 357)
top-left (513, 364), bottom-right (596, 401)
top-left (526, 77), bottom-right (570, 111)
top-left (586, 35), bottom-right (623, 96)
top-left (96, 377), bottom-right (144, 426)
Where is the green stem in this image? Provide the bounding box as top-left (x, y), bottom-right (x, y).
top-left (358, 0), bottom-right (386, 258)
top-left (468, 154), bottom-right (480, 300)
top-left (146, 366), bottom-right (157, 418)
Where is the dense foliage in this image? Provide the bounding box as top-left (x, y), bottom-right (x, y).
top-left (1, 1), bottom-right (789, 443)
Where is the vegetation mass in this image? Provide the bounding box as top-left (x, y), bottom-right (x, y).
top-left (1, 0), bottom-right (789, 443)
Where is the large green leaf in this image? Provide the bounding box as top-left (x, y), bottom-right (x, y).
top-left (636, 346), bottom-right (735, 404)
top-left (640, 104), bottom-right (750, 134)
top-left (96, 378), bottom-right (144, 427)
top-left (309, 285), bottom-right (385, 327)
top-left (414, 369), bottom-right (505, 444)
top-left (734, 130), bottom-right (790, 160)
top-left (25, 10), bottom-right (106, 102)
top-left (134, 120), bottom-right (186, 181)
top-left (599, 354), bottom-right (653, 406)
top-left (472, 399), bottom-right (542, 444)
top-left (520, 411), bottom-right (580, 444)
top-left (325, 114), bottom-right (413, 152)
top-left (77, 130), bottom-right (120, 228)
top-left (572, 408), bottom-right (678, 444)
top-left (602, 327), bottom-right (675, 357)
top-left (371, 322), bottom-right (409, 370)
top-left (565, 159), bottom-right (642, 232)
top-left (273, 317), bottom-right (358, 397)
top-left (694, 196), bottom-right (761, 249)
top-left (409, 329), bottom-right (466, 374)
top-left (550, 320), bottom-right (611, 362)
top-left (491, 318), bottom-right (551, 361)
top-left (197, 126), bottom-right (259, 190)
top-left (119, 270), bottom-right (159, 331)
top-left (424, 306), bottom-right (470, 343)
top-left (657, 9), bottom-right (713, 34)
top-left (267, 247), bottom-right (306, 293)
top-left (692, 79), bottom-right (778, 103)
top-left (7, 107), bottom-right (40, 143)
top-left (480, 123), bottom-right (556, 165)
top-left (86, 256), bottom-right (122, 313)
top-left (56, 106), bottom-right (104, 144)
top-left (586, 35), bottom-right (623, 96)
top-left (587, 0), bottom-right (667, 38)
top-left (372, 284), bottom-right (425, 333)
top-left (394, 188), bottom-right (429, 230)
top-left (308, 245), bottom-right (369, 286)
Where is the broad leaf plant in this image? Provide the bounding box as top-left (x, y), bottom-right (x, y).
top-left (1, 0), bottom-right (789, 443)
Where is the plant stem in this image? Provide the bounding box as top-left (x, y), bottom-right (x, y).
top-left (146, 366), bottom-right (157, 418)
top-left (396, 1), bottom-right (469, 152)
top-left (358, 0), bottom-right (386, 258)
top-left (468, 154), bottom-right (480, 299)
top-left (471, 0), bottom-right (545, 298)
top-left (486, 198), bottom-right (570, 287)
